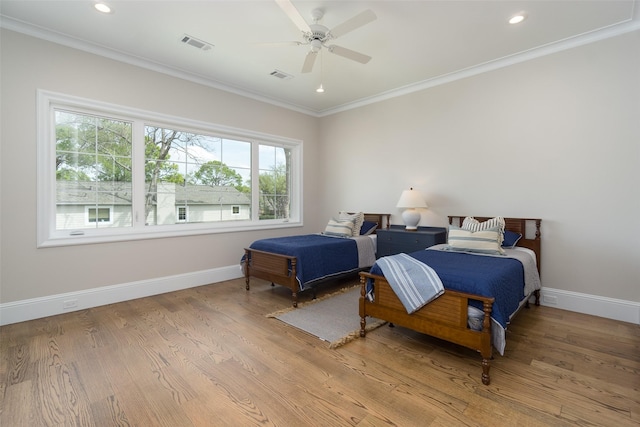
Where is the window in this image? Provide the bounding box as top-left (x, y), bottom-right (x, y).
top-left (177, 206), bottom-right (188, 222)
top-left (38, 90), bottom-right (302, 247)
top-left (87, 207), bottom-right (112, 224)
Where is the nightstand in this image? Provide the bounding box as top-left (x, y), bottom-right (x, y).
top-left (376, 226), bottom-right (447, 257)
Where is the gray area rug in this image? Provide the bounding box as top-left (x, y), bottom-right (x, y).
top-left (267, 286), bottom-right (386, 348)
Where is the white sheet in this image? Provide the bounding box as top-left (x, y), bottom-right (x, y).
top-left (428, 243), bottom-right (542, 355)
top-left (354, 235), bottom-right (377, 268)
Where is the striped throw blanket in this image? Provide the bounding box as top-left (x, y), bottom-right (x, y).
top-left (375, 253), bottom-right (445, 314)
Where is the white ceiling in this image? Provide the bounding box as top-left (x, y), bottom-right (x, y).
top-left (1, 1), bottom-right (638, 116)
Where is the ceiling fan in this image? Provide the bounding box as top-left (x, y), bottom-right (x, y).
top-left (274, 0), bottom-right (377, 73)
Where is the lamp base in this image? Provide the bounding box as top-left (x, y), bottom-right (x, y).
top-left (401, 209), bottom-right (421, 231)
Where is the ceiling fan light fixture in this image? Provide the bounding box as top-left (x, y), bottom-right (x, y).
top-left (94, 2), bottom-right (112, 14)
top-left (310, 39), bottom-right (323, 53)
top-left (509, 12), bottom-right (527, 24)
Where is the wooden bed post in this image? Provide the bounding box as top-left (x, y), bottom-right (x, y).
top-left (481, 298), bottom-right (493, 385)
top-left (244, 249), bottom-right (251, 291)
top-left (481, 359), bottom-right (491, 386)
top-left (359, 274), bottom-right (367, 337)
top-left (290, 258), bottom-right (298, 308)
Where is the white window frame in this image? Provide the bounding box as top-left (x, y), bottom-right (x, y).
top-left (231, 205), bottom-right (240, 216)
top-left (37, 90), bottom-right (303, 247)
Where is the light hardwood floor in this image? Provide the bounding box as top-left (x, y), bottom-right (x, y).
top-left (1, 277), bottom-right (638, 426)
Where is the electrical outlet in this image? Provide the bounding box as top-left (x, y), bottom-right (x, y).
top-left (543, 295), bottom-right (558, 305)
top-left (63, 299), bottom-right (78, 309)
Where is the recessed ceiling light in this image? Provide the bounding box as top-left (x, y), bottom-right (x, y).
top-left (509, 12), bottom-right (527, 25)
top-left (94, 3), bottom-right (112, 14)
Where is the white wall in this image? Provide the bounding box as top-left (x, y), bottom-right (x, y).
top-left (0, 30), bottom-right (320, 308)
top-left (320, 32), bottom-right (640, 308)
top-left (1, 28), bottom-right (638, 325)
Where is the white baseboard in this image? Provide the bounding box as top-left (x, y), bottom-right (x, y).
top-left (2, 271), bottom-right (638, 326)
top-left (0, 265), bottom-right (244, 326)
top-left (538, 287), bottom-right (640, 325)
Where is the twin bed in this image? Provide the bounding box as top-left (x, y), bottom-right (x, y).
top-left (243, 214), bottom-right (541, 385)
top-left (243, 213), bottom-right (390, 307)
top-left (360, 216), bottom-right (541, 385)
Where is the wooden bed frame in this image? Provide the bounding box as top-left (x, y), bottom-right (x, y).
top-left (359, 216), bottom-right (541, 385)
top-left (244, 213), bottom-right (391, 307)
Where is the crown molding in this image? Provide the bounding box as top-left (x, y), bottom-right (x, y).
top-left (318, 18), bottom-right (640, 117)
top-left (0, 16), bottom-right (318, 116)
top-left (2, 14), bottom-right (639, 118)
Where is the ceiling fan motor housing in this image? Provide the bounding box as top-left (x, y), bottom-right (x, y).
top-left (308, 24), bottom-right (329, 42)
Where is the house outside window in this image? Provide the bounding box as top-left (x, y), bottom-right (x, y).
top-left (38, 90), bottom-right (302, 247)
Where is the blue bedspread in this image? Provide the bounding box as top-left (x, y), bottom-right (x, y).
top-left (369, 249), bottom-right (525, 329)
top-left (248, 234), bottom-right (359, 290)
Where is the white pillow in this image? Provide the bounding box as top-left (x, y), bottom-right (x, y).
top-left (323, 219), bottom-right (354, 238)
top-left (338, 211), bottom-right (364, 237)
top-left (446, 225), bottom-right (505, 255)
top-left (462, 216), bottom-right (505, 246)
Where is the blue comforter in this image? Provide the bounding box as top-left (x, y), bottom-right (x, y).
top-left (369, 249), bottom-right (526, 329)
top-left (248, 234), bottom-right (359, 290)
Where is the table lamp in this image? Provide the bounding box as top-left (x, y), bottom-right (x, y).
top-left (396, 188), bottom-right (427, 231)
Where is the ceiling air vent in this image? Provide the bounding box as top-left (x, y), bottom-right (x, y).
top-left (180, 34), bottom-right (213, 51)
top-left (270, 70), bottom-right (293, 80)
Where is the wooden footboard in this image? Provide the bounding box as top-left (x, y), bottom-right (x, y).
top-left (243, 248), bottom-right (300, 306)
top-left (359, 272), bottom-right (495, 385)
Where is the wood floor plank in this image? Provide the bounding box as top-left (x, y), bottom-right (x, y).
top-left (462, 392), bottom-right (558, 427)
top-left (2, 380), bottom-right (39, 427)
top-left (1, 277), bottom-right (638, 427)
top-left (89, 395), bottom-right (131, 427)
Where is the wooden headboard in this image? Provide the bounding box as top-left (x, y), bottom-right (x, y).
top-left (345, 213), bottom-right (391, 233)
top-left (363, 213), bottom-right (391, 232)
top-left (448, 216), bottom-right (542, 273)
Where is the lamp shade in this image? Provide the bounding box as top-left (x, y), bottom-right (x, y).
top-left (396, 188), bottom-right (428, 209)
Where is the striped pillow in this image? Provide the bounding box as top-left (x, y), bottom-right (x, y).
top-left (323, 219), bottom-right (354, 238)
top-left (462, 216), bottom-right (505, 246)
top-left (339, 211), bottom-right (364, 237)
top-left (446, 225), bottom-right (505, 255)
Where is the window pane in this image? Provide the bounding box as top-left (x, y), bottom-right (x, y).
top-left (143, 126), bottom-right (251, 225)
top-left (55, 111), bottom-right (132, 230)
top-left (259, 145), bottom-right (291, 220)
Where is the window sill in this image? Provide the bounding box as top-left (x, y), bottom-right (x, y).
top-left (38, 220), bottom-right (303, 248)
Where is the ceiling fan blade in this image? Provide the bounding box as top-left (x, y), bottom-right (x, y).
top-left (254, 41), bottom-right (304, 47)
top-left (327, 45), bottom-right (372, 64)
top-left (275, 0), bottom-right (311, 34)
top-left (328, 9), bottom-right (377, 39)
top-left (301, 51), bottom-right (317, 73)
